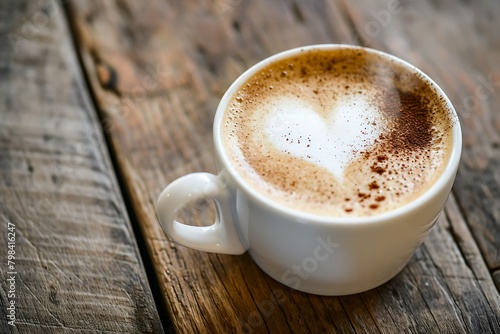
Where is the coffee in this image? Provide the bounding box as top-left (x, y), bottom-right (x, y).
top-left (222, 47), bottom-right (454, 217)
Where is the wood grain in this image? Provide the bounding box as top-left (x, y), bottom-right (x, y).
top-left (68, 0), bottom-right (500, 332)
top-left (0, 1), bottom-right (162, 332)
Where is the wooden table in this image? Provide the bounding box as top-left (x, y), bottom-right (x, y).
top-left (1, 0), bottom-right (499, 332)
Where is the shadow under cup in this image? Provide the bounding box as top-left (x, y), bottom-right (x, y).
top-left (159, 44), bottom-right (462, 296)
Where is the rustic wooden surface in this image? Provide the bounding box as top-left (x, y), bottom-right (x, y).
top-left (65, 0), bottom-right (500, 333)
top-left (1, 0), bottom-right (499, 332)
top-left (0, 1), bottom-right (163, 333)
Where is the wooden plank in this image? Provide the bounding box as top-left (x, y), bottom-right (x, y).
top-left (68, 0), bottom-right (500, 332)
top-left (0, 1), bottom-right (163, 332)
top-left (494, 271), bottom-right (500, 292)
top-left (342, 0), bottom-right (500, 271)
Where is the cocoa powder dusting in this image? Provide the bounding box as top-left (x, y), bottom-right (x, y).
top-left (370, 165), bottom-right (386, 174)
top-left (383, 88), bottom-right (433, 152)
top-left (377, 155), bottom-right (388, 162)
top-left (358, 192), bottom-right (370, 201)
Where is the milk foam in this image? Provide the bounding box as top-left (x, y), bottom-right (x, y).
top-left (265, 95), bottom-right (381, 180)
top-left (222, 48), bottom-right (453, 217)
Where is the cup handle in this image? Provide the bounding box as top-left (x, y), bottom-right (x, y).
top-left (156, 172), bottom-right (246, 255)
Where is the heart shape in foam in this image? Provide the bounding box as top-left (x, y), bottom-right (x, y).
top-left (265, 96), bottom-right (381, 180)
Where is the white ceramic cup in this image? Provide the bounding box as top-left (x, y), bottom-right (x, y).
top-left (156, 44), bottom-right (462, 296)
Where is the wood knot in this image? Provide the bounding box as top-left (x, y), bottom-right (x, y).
top-left (96, 62), bottom-right (118, 93)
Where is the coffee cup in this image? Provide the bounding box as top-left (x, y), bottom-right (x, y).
top-left (156, 44), bottom-right (462, 295)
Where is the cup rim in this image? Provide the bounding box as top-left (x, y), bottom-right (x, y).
top-left (213, 44), bottom-right (462, 226)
